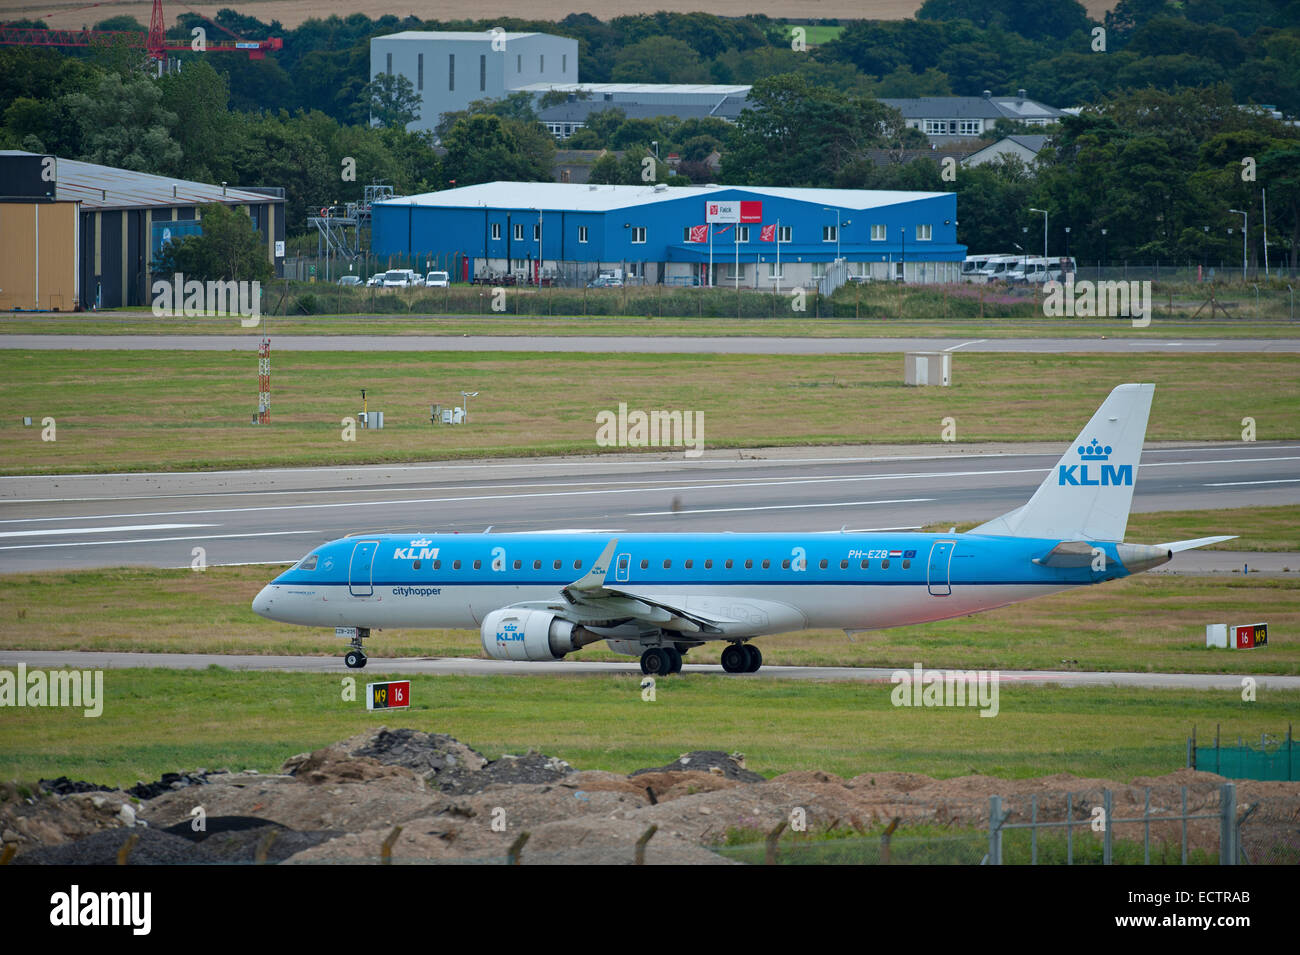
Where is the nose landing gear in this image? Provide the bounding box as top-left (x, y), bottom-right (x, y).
top-left (344, 627), bottom-right (370, 668)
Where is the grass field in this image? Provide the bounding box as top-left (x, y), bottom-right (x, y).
top-left (3, 547), bottom-right (1296, 673)
top-left (0, 667), bottom-right (1292, 787)
top-left (3, 312), bottom-right (1295, 338)
top-left (2, 351), bottom-right (1296, 474)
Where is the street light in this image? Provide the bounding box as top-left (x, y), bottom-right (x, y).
top-left (822, 206), bottom-right (843, 261)
top-left (1229, 208), bottom-right (1247, 280)
top-left (1029, 207), bottom-right (1048, 260)
top-left (460, 391), bottom-right (478, 423)
top-left (1100, 228), bottom-right (1107, 280)
top-left (1063, 226), bottom-right (1070, 262)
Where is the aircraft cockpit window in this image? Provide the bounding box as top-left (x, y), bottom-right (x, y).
top-left (298, 555), bottom-right (318, 570)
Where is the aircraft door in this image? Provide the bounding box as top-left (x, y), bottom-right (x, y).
top-left (615, 552), bottom-right (631, 583)
top-left (927, 540), bottom-right (955, 596)
top-left (349, 540), bottom-right (378, 596)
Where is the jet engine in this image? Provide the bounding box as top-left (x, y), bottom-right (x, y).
top-left (481, 609), bottom-right (601, 661)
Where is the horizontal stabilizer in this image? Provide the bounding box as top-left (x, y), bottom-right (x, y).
top-left (1160, 535), bottom-right (1237, 553)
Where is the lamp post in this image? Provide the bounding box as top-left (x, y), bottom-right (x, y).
top-left (460, 391), bottom-right (478, 424)
top-left (822, 206), bottom-right (843, 260)
top-left (1229, 208), bottom-right (1247, 280)
top-left (900, 227), bottom-right (906, 282)
top-left (1029, 207), bottom-right (1048, 260)
top-left (1063, 226), bottom-right (1070, 263)
top-left (1100, 228), bottom-right (1107, 281)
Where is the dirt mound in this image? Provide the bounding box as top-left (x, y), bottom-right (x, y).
top-left (40, 770), bottom-right (228, 800)
top-left (437, 751), bottom-right (575, 795)
top-left (13, 828), bottom-right (223, 865)
top-left (631, 751), bottom-right (764, 783)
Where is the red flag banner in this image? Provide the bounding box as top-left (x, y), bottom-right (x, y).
top-left (760, 224), bottom-right (776, 242)
top-left (688, 224), bottom-right (708, 243)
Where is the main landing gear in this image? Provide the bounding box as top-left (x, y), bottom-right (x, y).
top-left (344, 627), bottom-right (370, 669)
top-left (639, 646), bottom-right (683, 675)
top-left (720, 642), bottom-right (762, 673)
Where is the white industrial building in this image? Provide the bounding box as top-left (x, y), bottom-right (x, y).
top-left (369, 31), bottom-right (578, 133)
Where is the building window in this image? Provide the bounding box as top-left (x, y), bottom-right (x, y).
top-left (822, 225), bottom-right (837, 243)
top-left (959, 120), bottom-right (981, 136)
top-left (631, 226), bottom-right (646, 243)
top-left (386, 53), bottom-right (391, 74)
top-left (682, 227), bottom-right (693, 242)
top-left (448, 54), bottom-right (455, 91)
top-left (578, 225), bottom-right (588, 243)
top-left (627, 261), bottom-right (644, 277)
top-left (514, 223), bottom-right (524, 241)
top-left (871, 224), bottom-right (886, 241)
top-left (480, 54), bottom-right (486, 91)
top-left (811, 262), bottom-right (827, 278)
top-left (767, 262), bottom-right (783, 279)
top-left (491, 223), bottom-right (501, 240)
top-left (533, 224), bottom-right (541, 241)
top-left (417, 53), bottom-right (423, 91)
top-left (725, 262), bottom-right (745, 280)
top-left (517, 54), bottom-right (521, 73)
top-left (916, 223), bottom-right (933, 241)
top-left (540, 54), bottom-right (544, 72)
top-left (777, 225), bottom-right (791, 242)
top-left (737, 226), bottom-right (749, 242)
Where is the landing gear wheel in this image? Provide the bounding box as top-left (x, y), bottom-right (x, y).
top-left (345, 650), bottom-right (367, 669)
top-left (720, 643), bottom-right (747, 673)
top-left (640, 647), bottom-right (671, 675)
top-left (743, 644), bottom-right (762, 673)
top-left (665, 647), bottom-right (683, 674)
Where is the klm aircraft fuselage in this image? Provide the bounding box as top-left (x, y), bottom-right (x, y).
top-left (252, 384), bottom-right (1231, 675)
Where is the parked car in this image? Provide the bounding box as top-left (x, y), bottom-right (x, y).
top-left (337, 274), bottom-right (362, 286)
top-left (425, 271), bottom-right (450, 287)
top-left (586, 275), bottom-right (623, 288)
top-left (365, 274), bottom-right (384, 287)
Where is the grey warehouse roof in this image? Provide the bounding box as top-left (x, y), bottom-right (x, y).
top-left (375, 30), bottom-right (543, 41)
top-left (379, 181), bottom-right (950, 213)
top-left (515, 82), bottom-right (751, 96)
top-left (0, 150), bottom-right (280, 211)
top-left (538, 99), bottom-right (748, 124)
top-left (880, 96), bottom-right (1064, 122)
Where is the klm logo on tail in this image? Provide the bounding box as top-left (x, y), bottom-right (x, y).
top-left (1058, 438), bottom-right (1133, 487)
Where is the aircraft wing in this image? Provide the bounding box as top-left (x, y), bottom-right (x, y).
top-left (504, 537), bottom-right (729, 633)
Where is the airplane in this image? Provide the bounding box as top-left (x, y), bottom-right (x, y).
top-left (252, 383), bottom-right (1232, 675)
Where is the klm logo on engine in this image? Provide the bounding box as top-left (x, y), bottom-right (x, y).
top-left (1058, 438), bottom-right (1133, 486)
top-left (496, 624), bottom-right (523, 642)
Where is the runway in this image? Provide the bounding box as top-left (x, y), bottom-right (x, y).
top-left (2, 334), bottom-right (1298, 353)
top-left (1, 441), bottom-right (1296, 573)
top-left (4, 650), bottom-right (1296, 691)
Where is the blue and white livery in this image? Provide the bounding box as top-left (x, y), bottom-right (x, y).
top-left (252, 384), bottom-right (1231, 674)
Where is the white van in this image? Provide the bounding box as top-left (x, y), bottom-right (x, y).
top-left (962, 254), bottom-right (998, 280)
top-left (975, 255), bottom-right (1021, 283)
top-left (381, 269), bottom-right (420, 288)
top-left (425, 271), bottom-right (450, 287)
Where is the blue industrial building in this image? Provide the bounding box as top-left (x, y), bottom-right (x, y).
top-left (371, 182), bottom-right (964, 287)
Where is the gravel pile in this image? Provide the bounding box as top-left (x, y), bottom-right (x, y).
top-left (41, 771), bottom-right (227, 800)
top-left (631, 751), bottom-right (765, 783)
top-left (13, 828), bottom-right (223, 865)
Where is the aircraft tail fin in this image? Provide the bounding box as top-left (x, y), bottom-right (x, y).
top-left (971, 383), bottom-right (1154, 542)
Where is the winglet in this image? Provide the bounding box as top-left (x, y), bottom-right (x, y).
top-left (563, 538), bottom-right (619, 598)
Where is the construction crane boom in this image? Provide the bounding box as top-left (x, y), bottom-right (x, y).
top-left (0, 0), bottom-right (282, 59)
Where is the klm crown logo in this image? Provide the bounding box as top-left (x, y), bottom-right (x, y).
top-left (1060, 437), bottom-right (1132, 487)
top-left (1078, 439), bottom-right (1111, 461)
top-left (410, 537), bottom-right (432, 547)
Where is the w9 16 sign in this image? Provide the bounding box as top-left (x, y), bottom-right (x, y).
top-left (366, 680), bottom-right (411, 710)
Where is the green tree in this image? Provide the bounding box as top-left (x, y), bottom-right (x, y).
top-left (154, 203), bottom-right (273, 282)
top-left (63, 72), bottom-right (181, 174)
top-left (365, 72), bottom-right (422, 129)
top-left (441, 113), bottom-right (553, 185)
top-left (611, 36), bottom-right (710, 83)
